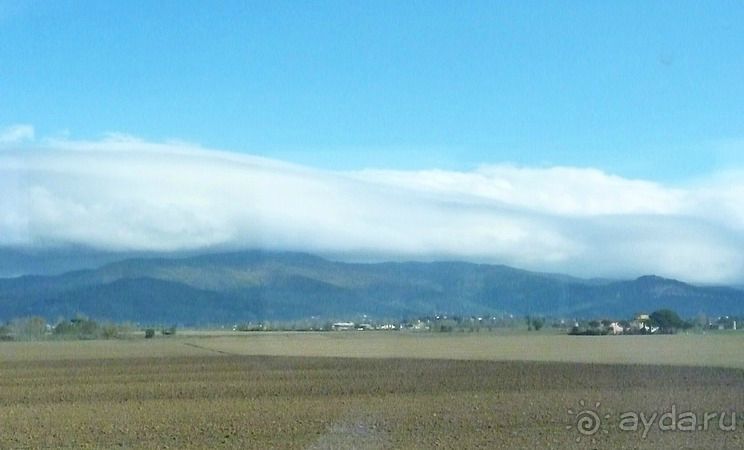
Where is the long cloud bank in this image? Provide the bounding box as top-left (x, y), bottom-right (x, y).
top-left (1, 134), bottom-right (744, 284)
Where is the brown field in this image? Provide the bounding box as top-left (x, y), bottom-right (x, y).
top-left (2, 333), bottom-right (744, 449)
top-left (4, 332), bottom-right (744, 368)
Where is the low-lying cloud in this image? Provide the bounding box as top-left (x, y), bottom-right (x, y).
top-left (0, 124), bottom-right (34, 144)
top-left (1, 134), bottom-right (743, 284)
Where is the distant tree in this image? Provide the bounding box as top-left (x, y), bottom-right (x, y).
top-left (77, 318), bottom-right (99, 338)
top-left (54, 317), bottom-right (100, 339)
top-left (524, 315), bottom-right (545, 331)
top-left (433, 319), bottom-right (456, 332)
top-left (692, 313), bottom-right (709, 329)
top-left (0, 323), bottom-right (13, 341)
top-left (12, 316), bottom-right (47, 340)
top-left (145, 328), bottom-right (155, 339)
top-left (649, 309), bottom-right (686, 333)
top-left (531, 317), bottom-right (545, 331)
top-left (100, 324), bottom-right (119, 339)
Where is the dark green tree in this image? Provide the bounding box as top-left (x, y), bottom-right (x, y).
top-left (531, 317), bottom-right (545, 331)
top-left (649, 309), bottom-right (686, 333)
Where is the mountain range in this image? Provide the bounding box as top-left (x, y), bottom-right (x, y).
top-left (1, 250), bottom-right (743, 324)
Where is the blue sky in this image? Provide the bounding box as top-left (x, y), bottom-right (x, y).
top-left (2, 1), bottom-right (744, 282)
top-left (2, 0), bottom-right (743, 180)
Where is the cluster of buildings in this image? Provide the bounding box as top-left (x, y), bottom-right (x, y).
top-left (571, 314), bottom-right (661, 335)
top-left (331, 322), bottom-right (397, 331)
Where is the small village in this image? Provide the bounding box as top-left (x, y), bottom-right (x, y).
top-left (290, 310), bottom-right (742, 336)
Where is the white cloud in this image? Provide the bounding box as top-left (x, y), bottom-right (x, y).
top-left (350, 165), bottom-right (687, 216)
top-left (0, 124), bottom-right (34, 145)
top-left (1, 135), bottom-right (744, 284)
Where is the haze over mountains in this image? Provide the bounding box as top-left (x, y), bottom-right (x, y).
top-left (1, 250), bottom-right (742, 325)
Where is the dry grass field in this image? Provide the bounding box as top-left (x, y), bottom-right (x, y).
top-left (2, 333), bottom-right (744, 449)
top-left (4, 331), bottom-right (744, 368)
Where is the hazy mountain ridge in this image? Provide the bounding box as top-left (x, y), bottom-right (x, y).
top-left (0, 250), bottom-right (742, 324)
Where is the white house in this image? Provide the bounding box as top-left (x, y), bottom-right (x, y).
top-left (331, 322), bottom-right (355, 331)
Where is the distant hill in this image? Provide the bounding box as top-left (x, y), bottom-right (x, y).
top-left (1, 250), bottom-right (743, 324)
